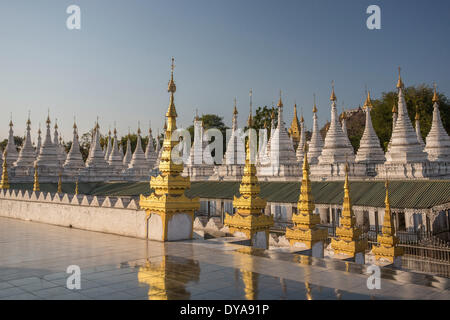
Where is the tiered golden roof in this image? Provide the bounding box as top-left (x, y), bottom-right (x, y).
top-left (363, 91), bottom-right (373, 110)
top-left (331, 164), bottom-right (367, 257)
top-left (139, 58), bottom-right (199, 241)
top-left (0, 153), bottom-right (10, 190)
top-left (224, 138), bottom-right (273, 247)
top-left (372, 180), bottom-right (403, 263)
top-left (285, 147), bottom-right (327, 248)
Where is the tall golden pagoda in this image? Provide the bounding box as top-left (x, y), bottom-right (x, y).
top-left (224, 132), bottom-right (273, 248)
top-left (139, 58), bottom-right (199, 241)
top-left (285, 146), bottom-right (327, 252)
top-left (331, 164), bottom-right (367, 260)
top-left (0, 152), bottom-right (10, 190)
top-left (372, 180), bottom-right (403, 264)
top-left (288, 103), bottom-right (301, 148)
top-left (33, 164), bottom-right (40, 192)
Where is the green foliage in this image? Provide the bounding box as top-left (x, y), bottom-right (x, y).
top-left (252, 106), bottom-right (278, 132)
top-left (0, 136), bottom-right (24, 152)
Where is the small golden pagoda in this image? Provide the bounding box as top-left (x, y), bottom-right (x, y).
top-left (137, 255), bottom-right (200, 300)
top-left (372, 180), bottom-right (403, 264)
top-left (74, 178), bottom-right (79, 195)
top-left (288, 103), bottom-right (301, 147)
top-left (139, 58), bottom-right (199, 241)
top-left (285, 146), bottom-right (327, 250)
top-left (331, 163), bottom-right (367, 258)
top-left (33, 164), bottom-right (40, 192)
top-left (0, 152), bottom-right (10, 190)
top-left (224, 130), bottom-right (273, 248)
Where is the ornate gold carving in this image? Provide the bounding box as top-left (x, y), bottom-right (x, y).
top-left (0, 152), bottom-right (10, 190)
top-left (286, 148), bottom-right (327, 248)
top-left (139, 58), bottom-right (199, 241)
top-left (372, 180), bottom-right (403, 263)
top-left (331, 163), bottom-right (367, 257)
top-left (33, 164), bottom-right (40, 192)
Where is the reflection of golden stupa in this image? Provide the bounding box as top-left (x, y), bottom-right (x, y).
top-left (139, 58), bottom-right (199, 241)
top-left (137, 255), bottom-right (200, 300)
top-left (372, 180), bottom-right (403, 263)
top-left (241, 269), bottom-right (259, 300)
top-left (286, 147), bottom-right (327, 249)
top-left (224, 132), bottom-right (273, 248)
top-left (331, 164), bottom-right (367, 257)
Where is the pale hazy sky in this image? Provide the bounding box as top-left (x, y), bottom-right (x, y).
top-left (0, 0), bottom-right (449, 142)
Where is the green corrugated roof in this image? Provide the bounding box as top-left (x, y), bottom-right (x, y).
top-left (9, 180), bottom-right (450, 209)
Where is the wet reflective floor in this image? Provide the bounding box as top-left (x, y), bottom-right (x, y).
top-left (0, 217), bottom-right (449, 300)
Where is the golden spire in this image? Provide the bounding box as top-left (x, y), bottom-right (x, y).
top-left (277, 90), bottom-right (283, 107)
top-left (415, 105), bottom-right (420, 121)
top-left (382, 180), bottom-right (395, 236)
top-left (57, 172), bottom-right (62, 193)
top-left (54, 119), bottom-right (58, 130)
top-left (46, 110), bottom-right (51, 126)
top-left (341, 163), bottom-right (355, 226)
top-left (298, 145), bottom-right (315, 218)
top-left (312, 94), bottom-right (317, 113)
top-left (26, 111), bottom-right (31, 127)
top-left (396, 67), bottom-right (404, 89)
top-left (75, 178), bottom-right (79, 195)
top-left (33, 164), bottom-right (40, 192)
top-left (363, 90), bottom-right (373, 110)
top-left (330, 81), bottom-right (337, 101)
top-left (166, 57), bottom-right (177, 118)
top-left (0, 153), bottom-right (9, 190)
top-left (432, 82), bottom-right (439, 103)
top-left (392, 102), bottom-right (397, 114)
top-left (233, 98), bottom-right (238, 115)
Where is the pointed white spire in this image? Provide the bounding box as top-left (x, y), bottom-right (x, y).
top-left (36, 124), bottom-right (42, 156)
top-left (224, 99), bottom-right (245, 165)
top-left (63, 119), bottom-right (84, 170)
top-left (35, 112), bottom-right (59, 169)
top-left (14, 115), bottom-right (36, 168)
top-left (86, 121), bottom-right (109, 169)
top-left (307, 94), bottom-right (324, 164)
top-left (414, 106), bottom-right (425, 147)
top-left (145, 125), bottom-right (157, 168)
top-left (295, 112), bottom-right (306, 162)
top-left (341, 104), bottom-right (353, 149)
top-left (104, 129), bottom-right (112, 161)
top-left (129, 124), bottom-right (148, 169)
top-left (318, 82), bottom-right (355, 164)
top-left (53, 120), bottom-right (66, 166)
top-left (266, 90), bottom-right (297, 166)
top-left (385, 69), bottom-right (427, 163)
top-left (5, 115), bottom-right (19, 165)
top-left (425, 83), bottom-right (450, 162)
top-left (108, 127), bottom-right (124, 170)
top-left (355, 91), bottom-right (385, 163)
top-left (122, 132), bottom-right (132, 167)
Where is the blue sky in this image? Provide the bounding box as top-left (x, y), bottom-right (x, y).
top-left (0, 0), bottom-right (449, 141)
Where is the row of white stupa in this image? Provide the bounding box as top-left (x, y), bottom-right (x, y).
top-left (2, 115), bottom-right (160, 182)
top-left (186, 72), bottom-right (450, 181)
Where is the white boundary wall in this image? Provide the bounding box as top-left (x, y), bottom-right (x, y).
top-left (0, 189), bottom-right (147, 238)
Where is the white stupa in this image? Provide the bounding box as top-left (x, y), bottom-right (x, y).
top-left (318, 83), bottom-right (355, 164)
top-left (385, 70), bottom-right (427, 164)
top-left (307, 96), bottom-right (324, 165)
top-left (424, 84), bottom-right (450, 162)
top-left (53, 121), bottom-right (66, 167)
top-left (266, 92), bottom-right (298, 166)
top-left (295, 111), bottom-right (306, 162)
top-left (85, 122), bottom-right (109, 169)
top-left (14, 116), bottom-right (36, 169)
top-left (128, 126), bottom-right (148, 169)
top-left (108, 128), bottom-right (124, 170)
top-left (4, 118), bottom-right (19, 165)
top-left (355, 91), bottom-right (386, 163)
top-left (36, 125), bottom-right (42, 157)
top-left (223, 101), bottom-right (245, 166)
top-left (104, 129), bottom-right (112, 161)
top-left (122, 135), bottom-right (132, 167)
top-left (414, 106), bottom-right (425, 147)
top-left (144, 127), bottom-right (157, 169)
top-left (34, 115), bottom-right (60, 170)
top-left (63, 121), bottom-right (85, 171)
